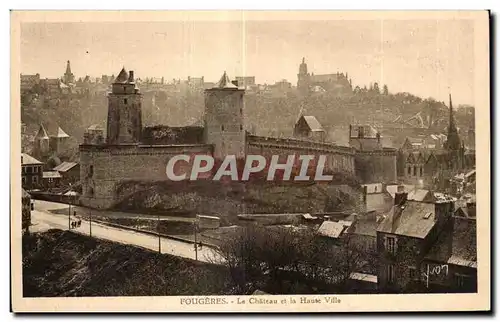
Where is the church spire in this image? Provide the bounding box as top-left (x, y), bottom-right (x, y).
top-left (445, 92), bottom-right (461, 152)
top-left (63, 60), bottom-right (75, 84)
top-left (66, 60), bottom-right (72, 75)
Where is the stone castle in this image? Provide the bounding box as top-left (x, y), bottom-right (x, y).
top-left (297, 58), bottom-right (353, 96)
top-left (80, 68), bottom-right (396, 209)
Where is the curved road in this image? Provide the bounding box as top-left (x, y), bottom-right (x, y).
top-left (30, 200), bottom-right (222, 264)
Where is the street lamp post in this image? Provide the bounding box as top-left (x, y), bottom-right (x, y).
top-left (68, 184), bottom-right (72, 230)
top-left (89, 207), bottom-right (92, 237)
top-left (157, 212), bottom-right (161, 254)
top-left (194, 217), bottom-right (199, 261)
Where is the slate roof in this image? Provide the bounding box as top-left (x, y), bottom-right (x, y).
top-left (21, 153), bottom-right (43, 165)
top-left (425, 217), bottom-right (477, 268)
top-left (114, 67), bottom-right (129, 83)
top-left (449, 217), bottom-right (477, 267)
top-left (350, 215), bottom-right (379, 237)
top-left (43, 171), bottom-right (62, 179)
top-left (36, 123), bottom-right (70, 138)
top-left (407, 189), bottom-right (435, 202)
top-left (385, 184), bottom-right (416, 199)
top-left (377, 201), bottom-right (436, 239)
top-left (53, 161), bottom-right (78, 172)
top-left (213, 71), bottom-right (238, 89)
top-left (317, 221), bottom-right (345, 238)
top-left (350, 125), bottom-right (379, 138)
top-left (301, 115), bottom-right (324, 132)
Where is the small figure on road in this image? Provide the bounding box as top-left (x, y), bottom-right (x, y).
top-left (77, 220), bottom-right (82, 227)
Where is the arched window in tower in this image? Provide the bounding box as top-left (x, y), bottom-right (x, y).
top-left (221, 125), bottom-right (225, 132)
top-left (240, 124), bottom-right (243, 131)
top-left (413, 166), bottom-right (417, 176)
top-left (420, 167), bottom-right (423, 177)
top-left (124, 98), bottom-right (128, 105)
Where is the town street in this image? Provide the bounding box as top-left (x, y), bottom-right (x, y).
top-left (30, 200), bottom-right (222, 264)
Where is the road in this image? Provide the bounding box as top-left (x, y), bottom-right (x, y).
top-left (30, 200), bottom-right (222, 264)
top-left (36, 200), bottom-right (195, 222)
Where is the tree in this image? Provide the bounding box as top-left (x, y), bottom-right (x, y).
top-left (211, 224), bottom-right (367, 294)
top-left (383, 84), bottom-right (389, 95)
top-left (373, 82), bottom-right (380, 94)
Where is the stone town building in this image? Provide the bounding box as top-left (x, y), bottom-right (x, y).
top-left (293, 115), bottom-right (326, 142)
top-left (21, 153), bottom-right (43, 190)
top-left (80, 68), bottom-right (396, 209)
top-left (20, 74), bottom-right (40, 92)
top-left (376, 190), bottom-right (476, 293)
top-left (297, 58), bottom-right (352, 96)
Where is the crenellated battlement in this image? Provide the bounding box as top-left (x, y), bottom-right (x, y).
top-left (247, 134), bottom-right (355, 156)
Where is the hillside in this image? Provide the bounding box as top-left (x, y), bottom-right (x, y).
top-left (21, 85), bottom-right (475, 155)
top-left (113, 180), bottom-right (363, 221)
top-left (22, 230), bottom-right (231, 297)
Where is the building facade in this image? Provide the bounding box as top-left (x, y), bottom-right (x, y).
top-left (21, 153), bottom-right (43, 190)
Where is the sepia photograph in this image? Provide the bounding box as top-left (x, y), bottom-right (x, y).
top-left (10, 10), bottom-right (490, 312)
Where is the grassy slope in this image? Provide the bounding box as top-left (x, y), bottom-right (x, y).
top-left (22, 230), bottom-right (231, 297)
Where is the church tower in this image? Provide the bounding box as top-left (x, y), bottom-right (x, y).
top-left (297, 57), bottom-right (310, 95)
top-left (106, 67), bottom-right (142, 145)
top-left (204, 71), bottom-right (245, 160)
top-left (444, 93), bottom-right (463, 170)
top-left (63, 60), bottom-right (75, 84)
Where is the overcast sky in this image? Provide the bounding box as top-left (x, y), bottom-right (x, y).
top-left (21, 19), bottom-right (475, 105)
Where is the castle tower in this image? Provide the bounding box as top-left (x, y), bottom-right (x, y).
top-left (297, 57), bottom-right (310, 95)
top-left (63, 60), bottom-right (75, 84)
top-left (106, 67), bottom-right (142, 145)
top-left (33, 124), bottom-right (50, 158)
top-left (204, 71), bottom-right (245, 159)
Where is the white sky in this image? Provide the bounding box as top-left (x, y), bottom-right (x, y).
top-left (21, 19), bottom-right (475, 104)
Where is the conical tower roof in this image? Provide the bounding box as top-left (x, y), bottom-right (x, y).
top-left (55, 127), bottom-right (70, 138)
top-left (114, 67), bottom-right (129, 83)
top-left (65, 60), bottom-right (72, 75)
top-left (35, 124), bottom-right (49, 139)
top-left (214, 71), bottom-right (237, 89)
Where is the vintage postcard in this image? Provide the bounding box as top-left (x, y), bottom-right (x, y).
top-left (10, 10), bottom-right (490, 312)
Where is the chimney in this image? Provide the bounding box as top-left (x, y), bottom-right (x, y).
top-left (394, 192), bottom-right (408, 206)
top-left (466, 202), bottom-right (476, 217)
top-left (434, 200), bottom-right (454, 224)
top-left (128, 70), bottom-right (135, 83)
top-left (358, 126), bottom-right (365, 138)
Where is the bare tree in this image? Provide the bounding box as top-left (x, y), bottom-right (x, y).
top-left (211, 224), bottom-right (368, 294)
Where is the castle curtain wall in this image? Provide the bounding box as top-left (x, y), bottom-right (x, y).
top-left (80, 144), bottom-right (213, 208)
